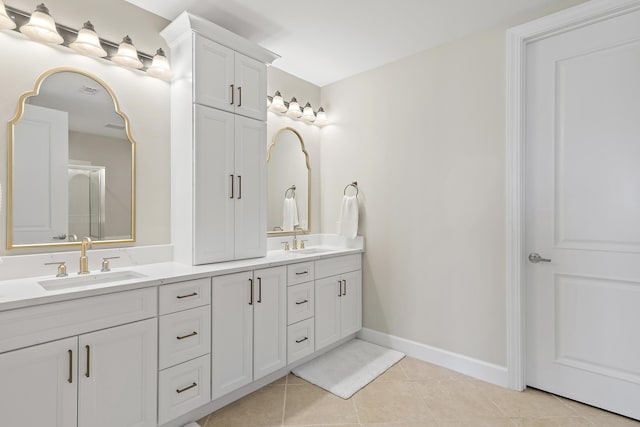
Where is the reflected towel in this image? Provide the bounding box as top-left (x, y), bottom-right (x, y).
top-left (283, 197), bottom-right (299, 231)
top-left (338, 195), bottom-right (359, 239)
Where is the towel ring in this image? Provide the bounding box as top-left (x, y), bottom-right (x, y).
top-left (343, 181), bottom-right (358, 196)
top-left (285, 185), bottom-right (296, 199)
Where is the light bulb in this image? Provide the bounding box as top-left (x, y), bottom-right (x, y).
top-left (69, 21), bottom-right (107, 57)
top-left (0, 0), bottom-right (16, 30)
top-left (111, 35), bottom-right (143, 69)
top-left (20, 3), bottom-right (63, 44)
top-left (287, 97), bottom-right (302, 118)
top-left (147, 48), bottom-right (173, 80)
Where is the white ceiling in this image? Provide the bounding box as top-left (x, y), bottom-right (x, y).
top-left (126, 0), bottom-right (575, 87)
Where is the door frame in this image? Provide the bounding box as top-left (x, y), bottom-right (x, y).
top-left (505, 0), bottom-right (640, 391)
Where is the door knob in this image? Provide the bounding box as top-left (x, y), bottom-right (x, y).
top-left (528, 253), bottom-right (551, 263)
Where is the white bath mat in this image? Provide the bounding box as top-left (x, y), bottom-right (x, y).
top-left (291, 338), bottom-right (404, 399)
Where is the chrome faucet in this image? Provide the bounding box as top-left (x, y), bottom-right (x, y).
top-left (79, 237), bottom-right (92, 275)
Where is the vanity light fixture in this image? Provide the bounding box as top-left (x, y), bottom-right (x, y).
top-left (0, 0), bottom-right (16, 29)
top-left (287, 97), bottom-right (303, 118)
top-left (266, 91), bottom-right (328, 126)
top-left (3, 3), bottom-right (172, 80)
top-left (69, 21), bottom-right (106, 58)
top-left (146, 48), bottom-right (173, 80)
top-left (19, 3), bottom-right (62, 44)
top-left (111, 35), bottom-right (143, 69)
top-left (302, 102), bottom-right (316, 122)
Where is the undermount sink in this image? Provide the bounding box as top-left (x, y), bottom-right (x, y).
top-left (39, 270), bottom-right (147, 291)
top-left (290, 247), bottom-right (336, 255)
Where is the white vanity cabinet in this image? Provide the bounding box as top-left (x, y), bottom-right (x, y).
top-left (315, 255), bottom-right (363, 351)
top-left (162, 12), bottom-right (278, 266)
top-left (0, 288), bottom-right (158, 427)
top-left (194, 35), bottom-right (266, 121)
top-left (0, 319), bottom-right (157, 427)
top-left (193, 105), bottom-right (266, 264)
top-left (211, 266), bottom-right (286, 399)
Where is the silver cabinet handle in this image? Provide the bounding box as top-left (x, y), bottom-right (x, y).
top-left (52, 234), bottom-right (67, 240)
top-left (528, 253), bottom-right (551, 263)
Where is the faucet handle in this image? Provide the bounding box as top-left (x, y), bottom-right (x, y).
top-left (45, 261), bottom-right (68, 277)
top-left (281, 241), bottom-right (290, 251)
top-left (300, 239), bottom-right (308, 249)
top-left (101, 256), bottom-right (120, 272)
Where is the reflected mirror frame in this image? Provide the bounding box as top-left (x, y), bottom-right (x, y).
top-left (267, 126), bottom-right (311, 236)
top-left (6, 67), bottom-right (136, 249)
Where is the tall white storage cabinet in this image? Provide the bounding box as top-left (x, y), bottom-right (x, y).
top-left (162, 12), bottom-right (279, 265)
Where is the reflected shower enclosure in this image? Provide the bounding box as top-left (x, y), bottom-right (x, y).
top-left (68, 165), bottom-right (105, 240)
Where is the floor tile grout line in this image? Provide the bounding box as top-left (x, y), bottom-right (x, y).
top-left (281, 374), bottom-right (289, 426)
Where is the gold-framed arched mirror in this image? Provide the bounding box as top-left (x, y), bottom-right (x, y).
top-left (7, 68), bottom-right (135, 249)
top-left (267, 127), bottom-right (310, 235)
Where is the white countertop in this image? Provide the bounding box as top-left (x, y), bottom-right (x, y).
top-left (0, 244), bottom-right (363, 312)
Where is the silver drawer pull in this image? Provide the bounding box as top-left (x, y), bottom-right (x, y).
top-left (295, 299), bottom-right (308, 305)
top-left (176, 382), bottom-right (197, 394)
top-left (176, 292), bottom-right (198, 299)
top-left (176, 331), bottom-right (198, 340)
top-left (295, 337), bottom-right (308, 343)
top-left (295, 271), bottom-right (308, 275)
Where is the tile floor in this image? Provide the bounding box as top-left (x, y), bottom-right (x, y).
top-left (197, 356), bottom-right (640, 427)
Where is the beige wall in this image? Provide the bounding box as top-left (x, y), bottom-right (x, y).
top-left (319, 0), bottom-right (586, 366)
top-left (0, 0), bottom-right (170, 255)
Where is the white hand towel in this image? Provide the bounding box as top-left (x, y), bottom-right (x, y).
top-left (282, 197), bottom-right (299, 231)
top-left (338, 195), bottom-right (359, 238)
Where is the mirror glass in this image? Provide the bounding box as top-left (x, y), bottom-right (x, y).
top-left (8, 69), bottom-right (135, 248)
top-left (267, 127), bottom-right (310, 235)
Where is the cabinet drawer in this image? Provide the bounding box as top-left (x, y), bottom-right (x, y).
top-left (287, 261), bottom-right (314, 286)
top-left (159, 305), bottom-right (211, 369)
top-left (159, 277), bottom-right (211, 315)
top-left (0, 288), bottom-right (157, 354)
top-left (288, 318), bottom-right (315, 364)
top-left (315, 254), bottom-right (361, 279)
top-left (158, 354), bottom-right (211, 425)
top-left (287, 282), bottom-right (314, 325)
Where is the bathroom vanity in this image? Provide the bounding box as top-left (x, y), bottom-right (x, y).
top-left (0, 238), bottom-right (363, 427)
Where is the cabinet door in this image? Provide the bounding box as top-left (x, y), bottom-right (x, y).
top-left (194, 104), bottom-right (235, 264)
top-left (0, 337), bottom-right (78, 427)
top-left (234, 116), bottom-right (267, 259)
top-left (234, 52), bottom-right (267, 120)
top-left (194, 35), bottom-right (235, 112)
top-left (340, 270), bottom-right (362, 337)
top-left (315, 275), bottom-right (342, 350)
top-left (211, 271), bottom-right (254, 399)
top-left (78, 318), bottom-right (157, 427)
top-left (253, 266), bottom-right (286, 380)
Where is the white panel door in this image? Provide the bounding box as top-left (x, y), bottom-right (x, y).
top-left (194, 104), bottom-right (235, 264)
top-left (526, 6), bottom-right (640, 420)
top-left (12, 103), bottom-right (68, 245)
top-left (194, 34), bottom-right (235, 112)
top-left (234, 115), bottom-right (267, 259)
top-left (211, 271), bottom-right (254, 399)
top-left (340, 270), bottom-right (362, 338)
top-left (315, 275), bottom-right (342, 350)
top-left (78, 319), bottom-right (157, 427)
top-left (234, 52), bottom-right (267, 121)
top-left (0, 337), bottom-right (77, 427)
top-left (253, 266), bottom-right (286, 380)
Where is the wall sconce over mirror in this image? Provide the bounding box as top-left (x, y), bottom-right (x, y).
top-left (0, 2), bottom-right (172, 80)
top-left (267, 91), bottom-right (328, 126)
top-left (7, 68), bottom-right (136, 249)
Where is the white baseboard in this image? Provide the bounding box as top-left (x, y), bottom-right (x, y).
top-left (358, 328), bottom-right (508, 388)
